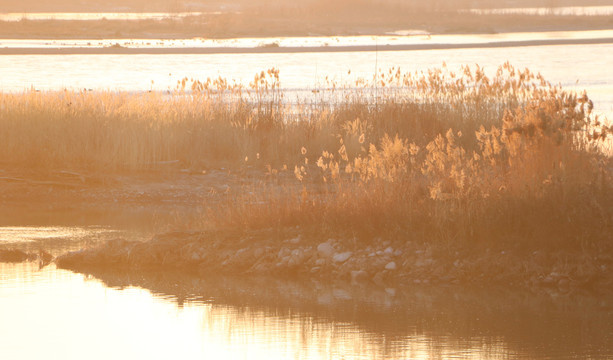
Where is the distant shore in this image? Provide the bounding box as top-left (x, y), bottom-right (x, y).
top-left (1, 8), bottom-right (612, 41)
top-left (1, 37), bottom-right (613, 55)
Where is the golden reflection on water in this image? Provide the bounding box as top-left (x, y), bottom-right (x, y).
top-left (0, 261), bottom-right (515, 360)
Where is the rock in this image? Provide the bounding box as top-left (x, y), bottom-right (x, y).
top-left (333, 289), bottom-right (352, 300)
top-left (277, 247), bottom-right (290, 259)
top-left (315, 258), bottom-right (326, 266)
top-left (415, 258), bottom-right (433, 267)
top-left (385, 261), bottom-right (397, 270)
top-left (351, 270), bottom-right (368, 283)
top-left (373, 271), bottom-right (385, 286)
top-left (542, 276), bottom-right (555, 285)
top-left (384, 247), bottom-right (394, 254)
top-left (317, 242), bottom-right (335, 258)
top-left (333, 251), bottom-right (352, 263)
top-left (287, 236), bottom-right (301, 244)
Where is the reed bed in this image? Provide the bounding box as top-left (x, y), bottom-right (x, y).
top-left (2, 64), bottom-right (612, 250)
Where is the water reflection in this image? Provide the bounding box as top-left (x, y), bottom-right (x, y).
top-left (1, 43), bottom-right (610, 117)
top-left (0, 12), bottom-right (217, 22)
top-left (464, 6), bottom-right (613, 16)
top-left (3, 257), bottom-right (610, 360)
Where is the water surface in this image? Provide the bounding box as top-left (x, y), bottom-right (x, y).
top-left (0, 12), bottom-right (216, 21)
top-left (1, 41), bottom-right (610, 116)
top-left (1, 226), bottom-right (613, 359)
top-left (465, 5), bottom-right (613, 16)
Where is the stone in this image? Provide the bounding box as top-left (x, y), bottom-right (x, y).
top-left (277, 247), bottom-right (290, 259)
top-left (333, 251), bottom-right (352, 263)
top-left (385, 261), bottom-right (397, 270)
top-left (385, 288), bottom-right (396, 296)
top-left (351, 270), bottom-right (368, 283)
top-left (317, 242), bottom-right (335, 258)
top-left (288, 236), bottom-right (301, 244)
top-left (333, 289), bottom-right (352, 300)
top-left (372, 271), bottom-right (385, 286)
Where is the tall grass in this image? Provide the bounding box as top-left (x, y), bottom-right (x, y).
top-left (2, 64), bottom-right (612, 249)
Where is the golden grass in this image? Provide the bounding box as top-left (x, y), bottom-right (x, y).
top-left (2, 64), bottom-right (612, 250)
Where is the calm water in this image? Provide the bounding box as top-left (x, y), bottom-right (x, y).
top-left (0, 12), bottom-right (217, 21)
top-left (1, 228), bottom-right (613, 360)
top-left (3, 30), bottom-right (613, 48)
top-left (465, 6), bottom-right (613, 16)
top-left (0, 40), bottom-right (611, 117)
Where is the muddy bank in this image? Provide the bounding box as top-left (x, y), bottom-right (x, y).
top-left (56, 229), bottom-right (613, 292)
top-left (2, 37), bottom-right (613, 55)
top-left (0, 248), bottom-right (53, 264)
top-left (0, 167), bottom-right (269, 229)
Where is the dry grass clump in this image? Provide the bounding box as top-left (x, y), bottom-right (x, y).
top-left (0, 63), bottom-right (542, 171)
top-left (205, 64), bottom-right (613, 251)
top-left (2, 63), bottom-right (612, 251)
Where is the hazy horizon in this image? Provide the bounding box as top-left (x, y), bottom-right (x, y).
top-left (1, 0), bottom-right (612, 13)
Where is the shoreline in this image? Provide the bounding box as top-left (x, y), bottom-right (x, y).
top-left (1, 37), bottom-right (613, 55)
top-left (54, 228), bottom-right (613, 293)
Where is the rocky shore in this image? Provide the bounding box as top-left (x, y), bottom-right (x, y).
top-left (55, 229), bottom-right (613, 292)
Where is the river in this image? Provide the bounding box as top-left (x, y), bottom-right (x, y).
top-left (0, 32), bottom-right (612, 117)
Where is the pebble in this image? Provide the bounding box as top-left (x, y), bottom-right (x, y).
top-left (317, 242), bottom-right (335, 258)
top-left (333, 251), bottom-right (352, 263)
top-left (372, 271), bottom-right (385, 286)
top-left (351, 270), bottom-right (368, 283)
top-left (385, 261), bottom-right (397, 270)
top-left (333, 289), bottom-right (352, 300)
top-left (288, 236), bottom-right (301, 244)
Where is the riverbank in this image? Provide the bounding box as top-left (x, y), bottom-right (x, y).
top-left (2, 36), bottom-right (613, 55)
top-left (54, 227), bottom-right (613, 292)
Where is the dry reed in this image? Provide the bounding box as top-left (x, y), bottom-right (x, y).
top-left (2, 64), bottom-right (612, 250)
